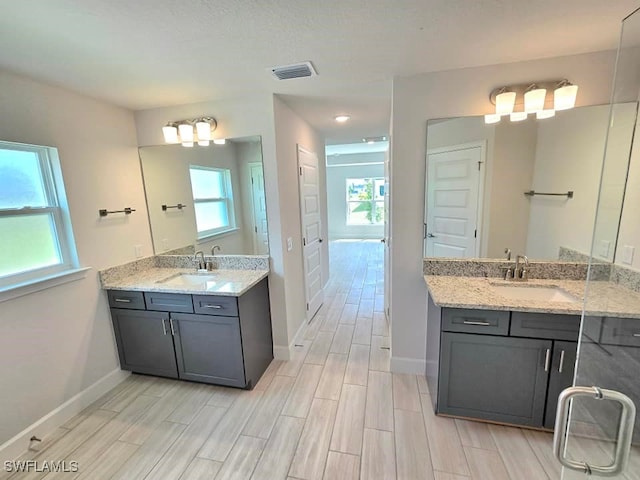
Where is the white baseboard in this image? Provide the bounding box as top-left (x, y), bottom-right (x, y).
top-left (0, 368), bottom-right (129, 462)
top-left (273, 317), bottom-right (308, 362)
top-left (390, 356), bottom-right (426, 374)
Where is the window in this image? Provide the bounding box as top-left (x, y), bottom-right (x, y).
top-left (346, 177), bottom-right (385, 225)
top-left (0, 141), bottom-right (79, 290)
top-left (189, 166), bottom-right (236, 238)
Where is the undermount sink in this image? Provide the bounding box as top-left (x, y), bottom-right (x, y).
top-left (159, 272), bottom-right (219, 287)
top-left (491, 284), bottom-right (579, 303)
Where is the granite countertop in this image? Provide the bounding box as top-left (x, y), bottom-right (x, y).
top-left (424, 275), bottom-right (640, 318)
top-left (102, 267), bottom-right (269, 297)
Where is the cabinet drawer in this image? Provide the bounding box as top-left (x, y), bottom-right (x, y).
top-left (144, 292), bottom-right (194, 313)
top-left (108, 290), bottom-right (145, 310)
top-left (600, 317), bottom-right (640, 347)
top-left (193, 295), bottom-right (239, 317)
top-left (510, 312), bottom-right (580, 341)
top-left (442, 308), bottom-right (510, 335)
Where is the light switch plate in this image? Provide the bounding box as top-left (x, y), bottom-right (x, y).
top-left (134, 244), bottom-right (144, 258)
top-left (287, 237), bottom-right (293, 252)
top-left (599, 240), bottom-right (611, 258)
top-left (622, 245), bottom-right (635, 265)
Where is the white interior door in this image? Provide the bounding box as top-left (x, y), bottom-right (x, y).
top-left (297, 145), bottom-right (324, 321)
top-left (249, 162), bottom-right (269, 255)
top-left (425, 144), bottom-right (484, 258)
top-left (383, 148), bottom-right (391, 322)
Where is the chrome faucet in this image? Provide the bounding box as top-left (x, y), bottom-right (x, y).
top-left (504, 248), bottom-right (512, 261)
top-left (193, 251), bottom-right (206, 271)
top-left (514, 254), bottom-right (529, 281)
top-left (211, 245), bottom-right (221, 255)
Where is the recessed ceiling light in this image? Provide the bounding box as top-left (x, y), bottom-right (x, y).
top-left (335, 115), bottom-right (350, 123)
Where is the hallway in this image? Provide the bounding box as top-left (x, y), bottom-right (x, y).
top-left (4, 240), bottom-right (558, 480)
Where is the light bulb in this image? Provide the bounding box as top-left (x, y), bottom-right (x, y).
top-left (213, 138), bottom-right (226, 145)
top-left (178, 124), bottom-right (194, 143)
top-left (484, 114), bottom-right (501, 124)
top-left (162, 124), bottom-right (178, 143)
top-left (554, 83), bottom-right (579, 110)
top-left (196, 121), bottom-right (211, 141)
top-left (182, 141), bottom-right (194, 147)
top-left (524, 87), bottom-right (546, 113)
top-left (198, 140), bottom-right (210, 147)
top-left (335, 115), bottom-right (350, 123)
top-left (495, 91), bottom-right (516, 116)
top-left (510, 112), bottom-right (528, 122)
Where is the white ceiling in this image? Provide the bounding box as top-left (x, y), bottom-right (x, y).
top-left (0, 0), bottom-right (637, 143)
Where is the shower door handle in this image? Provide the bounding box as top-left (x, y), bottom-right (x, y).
top-left (553, 386), bottom-right (636, 476)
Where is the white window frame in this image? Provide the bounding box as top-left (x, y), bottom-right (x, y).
top-left (0, 140), bottom-right (82, 295)
top-left (346, 177), bottom-right (385, 226)
top-left (189, 165), bottom-right (237, 239)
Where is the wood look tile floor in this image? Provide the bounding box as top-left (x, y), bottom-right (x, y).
top-left (6, 240), bottom-right (560, 480)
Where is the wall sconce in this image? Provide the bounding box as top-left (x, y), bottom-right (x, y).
top-left (162, 117), bottom-right (224, 147)
top-left (485, 79), bottom-right (578, 124)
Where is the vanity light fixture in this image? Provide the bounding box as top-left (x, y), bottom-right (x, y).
top-left (162, 117), bottom-right (218, 147)
top-left (486, 79), bottom-right (578, 124)
top-left (554, 80), bottom-right (579, 111)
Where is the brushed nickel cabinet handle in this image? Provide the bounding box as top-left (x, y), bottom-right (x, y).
top-left (544, 348), bottom-right (551, 372)
top-left (114, 298), bottom-right (131, 303)
top-left (169, 319), bottom-right (176, 335)
top-left (463, 320), bottom-right (491, 326)
top-left (204, 305), bottom-right (223, 309)
top-left (558, 350), bottom-right (565, 373)
top-left (161, 319), bottom-right (167, 336)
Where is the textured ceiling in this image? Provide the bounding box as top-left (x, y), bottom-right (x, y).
top-left (0, 0), bottom-right (637, 142)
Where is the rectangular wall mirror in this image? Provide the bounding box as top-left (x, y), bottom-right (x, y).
top-left (139, 135), bottom-right (268, 255)
top-left (424, 103), bottom-right (637, 262)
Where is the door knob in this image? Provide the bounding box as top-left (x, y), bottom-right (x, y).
top-left (319, 238), bottom-right (323, 243)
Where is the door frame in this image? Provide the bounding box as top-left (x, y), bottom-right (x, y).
top-left (424, 140), bottom-right (487, 258)
top-left (248, 161), bottom-right (267, 255)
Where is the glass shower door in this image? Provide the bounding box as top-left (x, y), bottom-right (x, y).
top-left (555, 7), bottom-right (640, 479)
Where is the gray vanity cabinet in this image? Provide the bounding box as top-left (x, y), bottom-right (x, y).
top-left (108, 278), bottom-right (273, 389)
top-left (543, 341), bottom-right (578, 429)
top-left (428, 300), bottom-right (580, 429)
top-left (110, 309), bottom-right (178, 378)
top-left (439, 332), bottom-right (551, 426)
top-left (172, 313), bottom-right (246, 388)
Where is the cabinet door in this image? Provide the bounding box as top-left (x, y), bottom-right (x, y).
top-left (438, 332), bottom-right (551, 426)
top-left (171, 313), bottom-right (246, 388)
top-left (110, 308), bottom-right (178, 378)
top-left (544, 341), bottom-right (577, 429)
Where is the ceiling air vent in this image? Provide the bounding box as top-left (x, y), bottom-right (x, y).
top-left (270, 61), bottom-right (317, 80)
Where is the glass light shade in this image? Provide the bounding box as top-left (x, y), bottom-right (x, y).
top-left (536, 109), bottom-right (556, 120)
top-left (213, 138), bottom-right (226, 145)
top-left (197, 140), bottom-right (210, 147)
top-left (495, 91), bottom-right (516, 115)
top-left (554, 84), bottom-right (579, 110)
top-left (178, 124), bottom-right (194, 142)
top-left (162, 125), bottom-right (178, 143)
top-left (182, 141), bottom-right (194, 147)
top-left (524, 88), bottom-right (547, 113)
top-left (196, 121), bottom-right (211, 141)
top-left (484, 114), bottom-right (501, 124)
top-left (510, 112), bottom-right (528, 122)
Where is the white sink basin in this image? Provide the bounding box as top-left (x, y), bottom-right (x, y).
top-left (160, 272), bottom-right (219, 287)
top-left (491, 284), bottom-right (578, 303)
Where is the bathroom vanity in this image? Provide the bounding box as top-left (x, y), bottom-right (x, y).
top-left (101, 258), bottom-right (272, 390)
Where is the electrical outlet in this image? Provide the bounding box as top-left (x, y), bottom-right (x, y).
top-left (622, 245), bottom-right (635, 265)
top-left (134, 244), bottom-right (144, 258)
top-left (599, 240), bottom-right (611, 258)
top-left (287, 237), bottom-right (293, 252)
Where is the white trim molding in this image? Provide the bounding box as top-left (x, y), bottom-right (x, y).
top-left (0, 369), bottom-right (129, 463)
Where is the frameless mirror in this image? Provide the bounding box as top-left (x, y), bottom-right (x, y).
top-left (139, 136), bottom-right (268, 255)
top-left (424, 103), bottom-right (637, 261)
